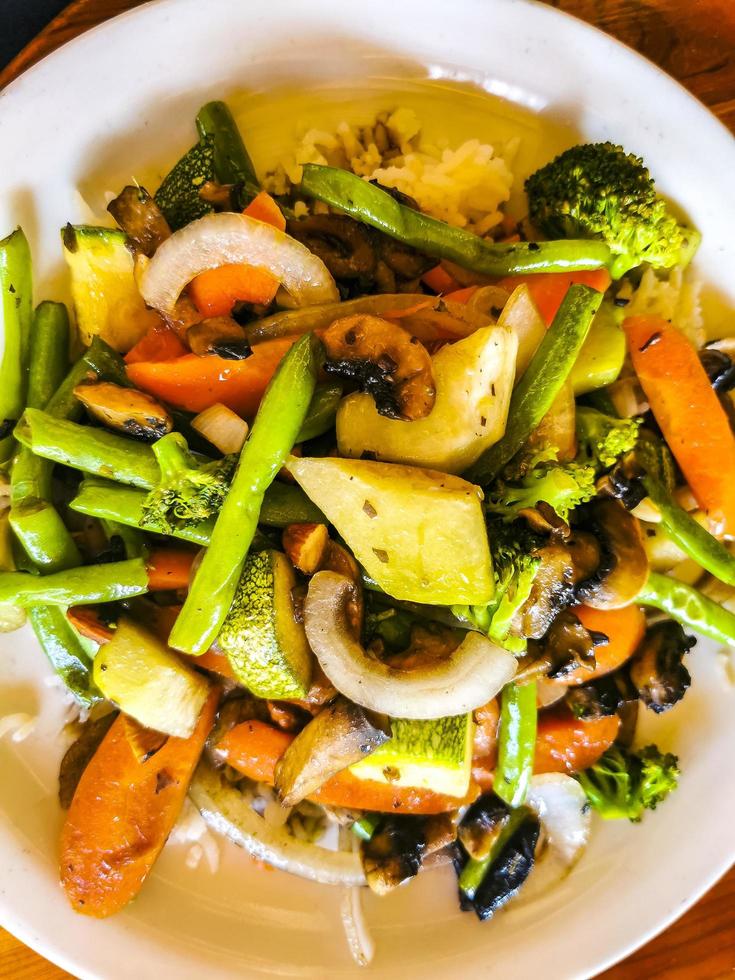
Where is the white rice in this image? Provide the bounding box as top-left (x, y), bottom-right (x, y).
top-left (265, 107), bottom-right (516, 235)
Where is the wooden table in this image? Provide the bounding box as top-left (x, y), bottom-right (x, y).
top-left (1, 0), bottom-right (735, 976)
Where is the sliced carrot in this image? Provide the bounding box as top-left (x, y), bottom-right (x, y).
top-left (444, 285), bottom-right (480, 305)
top-left (60, 690), bottom-right (219, 917)
top-left (625, 314), bottom-right (735, 534)
top-left (562, 604), bottom-right (646, 686)
top-left (124, 323), bottom-right (187, 365)
top-left (145, 547), bottom-right (197, 591)
top-left (421, 264), bottom-right (462, 294)
top-left (497, 270), bottom-right (611, 326)
top-left (218, 719), bottom-right (476, 814)
top-left (67, 606), bottom-right (115, 644)
top-left (126, 337), bottom-right (296, 417)
top-left (194, 647), bottom-right (238, 681)
top-left (243, 191), bottom-right (287, 232)
top-left (534, 708), bottom-right (620, 775)
top-left (188, 192), bottom-right (286, 316)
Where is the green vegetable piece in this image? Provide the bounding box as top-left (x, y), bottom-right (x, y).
top-left (93, 617), bottom-right (210, 738)
top-left (196, 100), bottom-right (260, 201)
top-left (46, 336), bottom-right (129, 420)
top-left (495, 681), bottom-right (537, 808)
top-left (218, 549), bottom-right (312, 698)
top-left (0, 228), bottom-right (32, 463)
top-left (570, 300), bottom-right (626, 395)
top-left (638, 439), bottom-right (735, 587)
top-left (487, 448), bottom-right (596, 524)
top-left (0, 558), bottom-right (149, 607)
top-left (28, 605), bottom-right (100, 708)
top-left (576, 406), bottom-right (642, 471)
top-left (27, 302), bottom-right (70, 411)
top-left (16, 409), bottom-right (161, 489)
top-left (525, 143), bottom-right (700, 279)
top-left (349, 714), bottom-right (474, 799)
top-left (154, 135), bottom-right (217, 230)
top-left (170, 333), bottom-right (319, 655)
top-left (299, 164), bottom-right (612, 277)
top-left (637, 571), bottom-right (735, 648)
top-left (466, 284), bottom-right (603, 485)
top-left (297, 383), bottom-right (342, 442)
top-left (351, 813), bottom-right (381, 842)
top-left (458, 804), bottom-right (531, 898)
top-left (576, 744), bottom-right (679, 821)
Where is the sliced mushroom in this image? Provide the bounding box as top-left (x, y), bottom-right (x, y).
top-left (575, 498), bottom-right (649, 609)
top-left (320, 540), bottom-right (364, 637)
top-left (360, 814), bottom-right (427, 895)
top-left (186, 316), bottom-right (252, 359)
top-left (378, 239), bottom-right (434, 280)
top-left (321, 315), bottom-right (436, 421)
top-left (629, 620), bottom-right (694, 713)
top-left (564, 669), bottom-right (637, 720)
top-left (107, 185), bottom-right (171, 257)
top-left (457, 792), bottom-right (510, 860)
top-left (198, 180), bottom-right (250, 212)
top-left (73, 381), bottom-right (173, 440)
top-left (274, 696), bottom-right (390, 807)
top-left (700, 348), bottom-right (735, 392)
top-left (514, 541), bottom-right (577, 639)
top-left (286, 215), bottom-right (376, 281)
top-left (533, 609), bottom-right (599, 681)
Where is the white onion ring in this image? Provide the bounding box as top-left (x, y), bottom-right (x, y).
top-left (189, 761), bottom-right (365, 886)
top-left (139, 212), bottom-right (339, 313)
top-left (304, 571), bottom-right (517, 719)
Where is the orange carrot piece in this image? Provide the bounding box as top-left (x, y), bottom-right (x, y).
top-left (563, 604), bottom-right (646, 686)
top-left (67, 606), bottom-right (115, 644)
top-left (421, 264), bottom-right (462, 294)
top-left (60, 690), bottom-right (219, 917)
top-left (124, 323), bottom-right (187, 365)
top-left (218, 719), bottom-right (476, 814)
top-left (534, 708), bottom-right (620, 775)
top-left (444, 285), bottom-right (480, 305)
top-left (193, 647), bottom-right (238, 681)
top-left (497, 270), bottom-right (611, 326)
top-left (625, 314), bottom-right (735, 534)
top-left (145, 548), bottom-right (197, 591)
top-left (243, 191), bottom-right (286, 232)
top-left (188, 192), bottom-right (286, 316)
top-left (126, 337), bottom-right (296, 417)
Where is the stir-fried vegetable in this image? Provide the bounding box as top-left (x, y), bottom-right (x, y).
top-left (0, 228), bottom-right (32, 463)
top-left (170, 333), bottom-right (319, 655)
top-left (637, 572), bottom-right (735, 648)
top-left (494, 682), bottom-right (537, 807)
top-left (466, 284), bottom-right (603, 484)
top-left (300, 165), bottom-right (612, 276)
top-left (576, 744), bottom-right (679, 821)
top-left (486, 449), bottom-right (596, 524)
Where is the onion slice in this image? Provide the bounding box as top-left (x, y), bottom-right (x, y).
top-left (189, 760), bottom-right (365, 886)
top-left (139, 212), bottom-right (340, 313)
top-left (526, 773), bottom-right (591, 866)
top-left (304, 571), bottom-right (517, 719)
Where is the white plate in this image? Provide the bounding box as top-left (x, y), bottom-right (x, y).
top-left (1, 1), bottom-right (734, 977)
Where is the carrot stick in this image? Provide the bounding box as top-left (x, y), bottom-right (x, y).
top-left (534, 708), bottom-right (620, 774)
top-left (124, 324), bottom-right (187, 365)
top-left (66, 606), bottom-right (115, 644)
top-left (60, 690), bottom-right (219, 917)
top-left (243, 191), bottom-right (286, 231)
top-left (497, 270), bottom-right (611, 325)
top-left (145, 548), bottom-right (197, 591)
top-left (422, 264), bottom-right (462, 294)
top-left (126, 338), bottom-right (296, 417)
top-left (563, 604), bottom-right (646, 685)
top-left (218, 719), bottom-right (476, 814)
top-left (625, 314), bottom-right (735, 534)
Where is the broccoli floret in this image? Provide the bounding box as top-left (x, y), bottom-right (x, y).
top-left (453, 521), bottom-right (541, 653)
top-left (576, 744), bottom-right (679, 822)
top-left (576, 407), bottom-right (642, 470)
top-left (525, 143), bottom-right (700, 278)
top-left (140, 432), bottom-right (235, 534)
top-left (487, 448), bottom-right (596, 523)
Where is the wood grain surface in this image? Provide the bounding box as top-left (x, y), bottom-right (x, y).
top-left (1, 1), bottom-right (735, 978)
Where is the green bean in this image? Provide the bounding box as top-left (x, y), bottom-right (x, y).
top-left (27, 302), bottom-right (70, 411)
top-left (28, 605), bottom-right (100, 707)
top-left (458, 805), bottom-right (531, 899)
top-left (638, 572), bottom-right (735, 647)
top-left (0, 558), bottom-right (149, 607)
top-left (0, 228), bottom-right (32, 463)
top-left (17, 409), bottom-right (161, 489)
top-left (170, 333), bottom-right (320, 654)
top-left (196, 101), bottom-right (260, 200)
top-left (300, 165), bottom-right (613, 278)
top-left (297, 384), bottom-right (342, 441)
top-left (466, 285), bottom-right (603, 484)
top-left (494, 681), bottom-right (537, 808)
